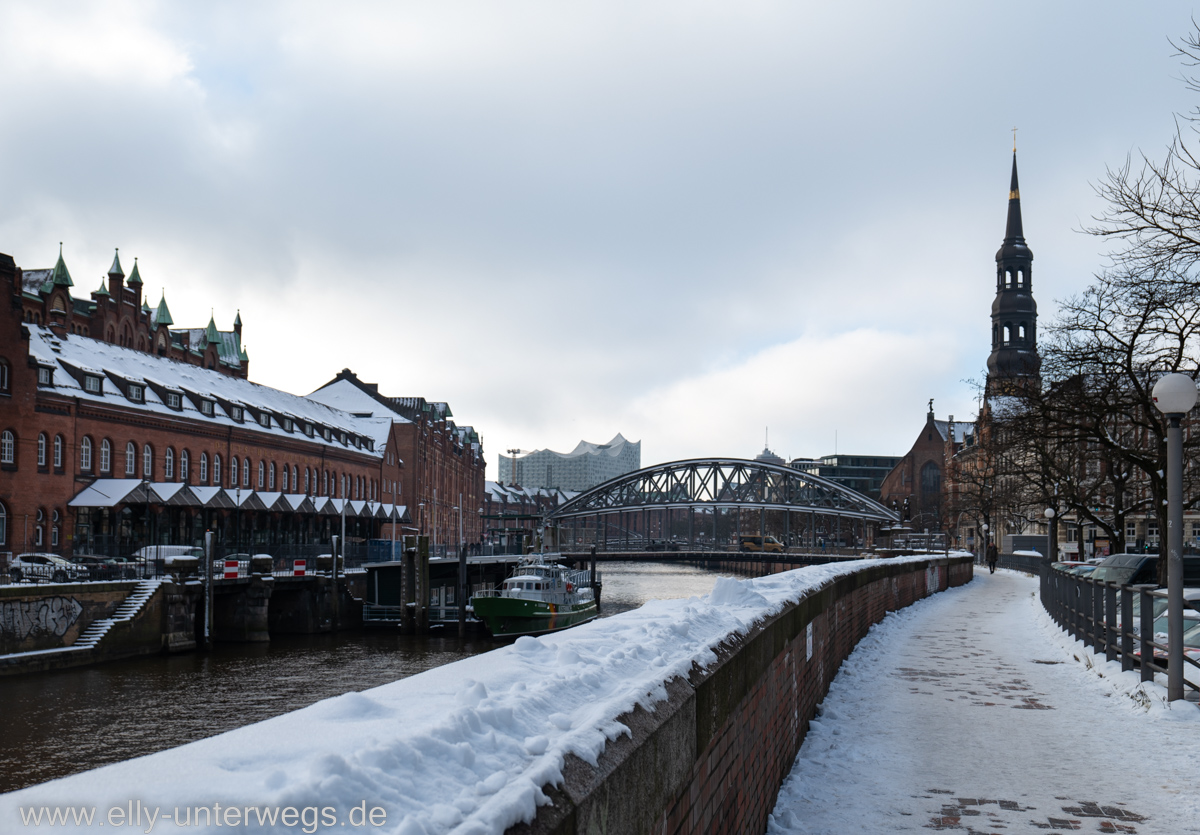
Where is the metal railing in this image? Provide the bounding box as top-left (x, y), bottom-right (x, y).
top-left (1040, 565), bottom-right (1199, 695)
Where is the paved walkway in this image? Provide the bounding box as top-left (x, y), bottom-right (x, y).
top-left (767, 570), bottom-right (1200, 835)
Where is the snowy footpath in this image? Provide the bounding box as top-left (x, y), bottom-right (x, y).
top-left (768, 569), bottom-right (1200, 835)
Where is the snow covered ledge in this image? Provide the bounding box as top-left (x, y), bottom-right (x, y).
top-left (0, 555), bottom-right (972, 835)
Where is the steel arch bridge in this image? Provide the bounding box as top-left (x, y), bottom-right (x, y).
top-left (545, 458), bottom-right (899, 554)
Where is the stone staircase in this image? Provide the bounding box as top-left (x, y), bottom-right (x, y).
top-left (72, 580), bottom-right (161, 650)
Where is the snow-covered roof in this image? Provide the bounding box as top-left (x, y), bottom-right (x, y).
top-left (20, 268), bottom-right (52, 297)
top-left (26, 324), bottom-right (392, 455)
top-left (933, 419), bottom-right (971, 444)
top-left (306, 378), bottom-right (411, 422)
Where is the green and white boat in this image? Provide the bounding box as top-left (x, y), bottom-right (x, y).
top-left (470, 556), bottom-right (598, 638)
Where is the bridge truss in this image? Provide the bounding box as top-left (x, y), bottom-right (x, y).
top-left (545, 458), bottom-right (899, 554)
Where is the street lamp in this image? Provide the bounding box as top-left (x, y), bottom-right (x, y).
top-left (980, 523), bottom-right (989, 565)
top-left (1152, 372), bottom-right (1198, 702)
top-left (1044, 507), bottom-right (1057, 562)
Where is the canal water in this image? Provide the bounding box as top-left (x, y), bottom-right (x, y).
top-left (0, 561), bottom-right (725, 793)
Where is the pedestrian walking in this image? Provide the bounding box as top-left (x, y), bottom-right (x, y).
top-left (986, 541), bottom-right (998, 574)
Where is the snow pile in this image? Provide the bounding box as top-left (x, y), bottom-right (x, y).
top-left (0, 555), bottom-right (945, 834)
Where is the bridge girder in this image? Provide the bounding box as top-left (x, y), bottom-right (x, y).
top-left (547, 458), bottom-right (899, 523)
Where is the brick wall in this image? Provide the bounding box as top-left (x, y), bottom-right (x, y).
top-left (514, 556), bottom-right (974, 835)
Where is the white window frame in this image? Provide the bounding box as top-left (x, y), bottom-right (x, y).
top-left (80, 436), bottom-right (92, 471)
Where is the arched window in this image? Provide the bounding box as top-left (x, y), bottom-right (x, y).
top-left (242, 458), bottom-right (250, 487)
top-left (126, 441), bottom-right (136, 475)
top-left (1005, 270), bottom-right (1013, 288)
top-left (213, 454), bottom-right (221, 486)
top-left (0, 430), bottom-right (13, 465)
top-left (164, 447), bottom-right (174, 480)
top-left (143, 444), bottom-right (153, 478)
top-left (1016, 269), bottom-right (1024, 287)
top-left (323, 470), bottom-right (328, 496)
top-left (920, 461), bottom-right (941, 496)
top-left (1018, 322), bottom-right (1027, 341)
top-left (1002, 323), bottom-right (1012, 345)
top-left (291, 465), bottom-right (298, 492)
top-left (51, 509), bottom-right (60, 547)
top-left (100, 439), bottom-right (111, 473)
top-left (37, 433), bottom-right (47, 467)
top-left (180, 449), bottom-right (189, 482)
top-left (0, 359), bottom-right (9, 394)
top-left (34, 508), bottom-right (43, 546)
top-left (231, 456), bottom-right (239, 487)
top-left (200, 452), bottom-right (208, 483)
top-left (305, 467), bottom-right (310, 494)
top-left (256, 460), bottom-right (263, 488)
top-left (0, 500), bottom-right (7, 546)
top-left (80, 436), bottom-right (93, 471)
top-left (268, 461), bottom-right (275, 490)
top-left (54, 435), bottom-right (63, 469)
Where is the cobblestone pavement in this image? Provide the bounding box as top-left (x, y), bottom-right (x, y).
top-left (767, 570), bottom-right (1200, 835)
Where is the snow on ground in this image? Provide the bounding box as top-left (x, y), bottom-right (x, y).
top-left (0, 555), bottom-right (942, 835)
top-left (768, 569), bottom-right (1200, 835)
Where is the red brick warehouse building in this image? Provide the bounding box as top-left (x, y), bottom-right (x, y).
top-left (0, 246), bottom-right (449, 557)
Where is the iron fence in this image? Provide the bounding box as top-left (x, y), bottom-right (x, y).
top-left (1040, 565), bottom-right (1199, 695)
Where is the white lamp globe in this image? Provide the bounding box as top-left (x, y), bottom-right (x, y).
top-left (1152, 373), bottom-right (1198, 416)
top-left (1044, 507), bottom-right (1055, 519)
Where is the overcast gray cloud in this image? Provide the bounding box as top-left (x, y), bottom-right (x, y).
top-left (0, 0), bottom-right (1192, 470)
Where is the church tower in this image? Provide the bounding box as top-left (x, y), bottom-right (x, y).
top-left (986, 151), bottom-right (1041, 395)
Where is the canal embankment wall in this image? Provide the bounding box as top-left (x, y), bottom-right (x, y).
top-left (516, 554), bottom-right (973, 835)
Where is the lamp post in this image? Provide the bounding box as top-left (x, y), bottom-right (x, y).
top-left (1044, 507), bottom-right (1057, 562)
top-left (1152, 372), bottom-right (1197, 702)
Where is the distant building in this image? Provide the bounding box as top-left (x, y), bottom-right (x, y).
top-left (499, 433), bottom-right (640, 492)
top-left (754, 446), bottom-right (786, 466)
top-left (791, 454), bottom-right (902, 501)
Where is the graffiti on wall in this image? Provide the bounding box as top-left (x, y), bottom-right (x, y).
top-left (0, 597), bottom-right (84, 640)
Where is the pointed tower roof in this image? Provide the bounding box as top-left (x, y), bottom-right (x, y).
top-left (127, 257), bottom-right (143, 286)
top-left (155, 293), bottom-right (174, 327)
top-left (50, 244), bottom-right (73, 288)
top-left (142, 298), bottom-right (151, 312)
top-left (234, 310), bottom-right (242, 327)
top-left (995, 152), bottom-right (1032, 263)
top-left (205, 313), bottom-right (220, 345)
top-left (108, 249), bottom-right (124, 278)
top-left (94, 278), bottom-right (110, 297)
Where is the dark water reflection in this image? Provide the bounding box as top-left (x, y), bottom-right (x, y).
top-left (0, 561), bottom-right (724, 793)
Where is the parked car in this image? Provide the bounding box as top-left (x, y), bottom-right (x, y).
top-left (1090, 553), bottom-right (1200, 586)
top-left (1050, 561), bottom-right (1089, 572)
top-left (7, 553), bottom-right (89, 584)
top-left (69, 555), bottom-right (126, 581)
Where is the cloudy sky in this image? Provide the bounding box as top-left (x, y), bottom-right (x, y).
top-left (0, 1), bottom-right (1193, 473)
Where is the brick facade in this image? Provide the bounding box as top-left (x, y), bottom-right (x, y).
top-left (0, 251), bottom-right (404, 557)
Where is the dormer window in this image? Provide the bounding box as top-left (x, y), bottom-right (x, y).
top-left (323, 428), bottom-right (331, 441)
top-left (340, 432), bottom-right (347, 445)
top-left (84, 375), bottom-right (102, 394)
top-left (230, 406), bottom-right (243, 422)
top-left (37, 367), bottom-right (52, 386)
top-left (258, 412), bottom-right (271, 429)
top-left (304, 423), bottom-right (314, 437)
top-left (282, 418), bottom-right (293, 432)
top-left (200, 400), bottom-right (214, 416)
top-left (129, 385), bottom-right (144, 402)
top-left (166, 392), bottom-right (181, 410)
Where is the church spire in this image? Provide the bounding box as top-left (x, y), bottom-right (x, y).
top-left (1004, 152), bottom-right (1025, 245)
top-left (987, 149), bottom-right (1040, 392)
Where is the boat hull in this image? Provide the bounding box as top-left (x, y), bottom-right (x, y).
top-left (470, 595), bottom-right (598, 638)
